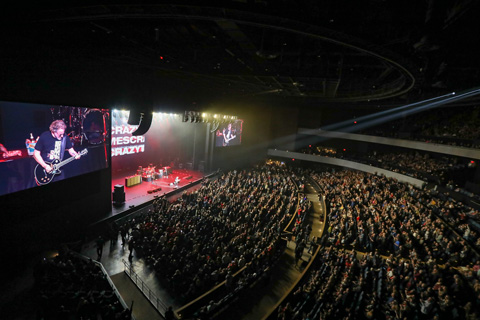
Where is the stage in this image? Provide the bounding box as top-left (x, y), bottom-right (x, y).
top-left (109, 168), bottom-right (206, 218)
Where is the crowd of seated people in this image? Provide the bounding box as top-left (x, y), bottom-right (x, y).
top-left (417, 105), bottom-right (480, 142)
top-left (353, 105), bottom-right (480, 148)
top-left (363, 151), bottom-right (466, 183)
top-left (319, 170), bottom-right (478, 263)
top-left (278, 247), bottom-right (479, 320)
top-left (277, 168), bottom-right (480, 320)
top-left (305, 146), bottom-right (338, 158)
top-left (302, 146), bottom-right (478, 199)
top-left (191, 174), bottom-right (314, 318)
top-left (34, 250), bottom-right (131, 320)
top-left (118, 165), bottom-right (301, 308)
top-left (192, 235), bottom-right (287, 319)
top-left (422, 189), bottom-right (480, 253)
top-left (286, 193), bottom-right (312, 234)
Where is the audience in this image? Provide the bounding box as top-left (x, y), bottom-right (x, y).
top-left (354, 105), bottom-right (480, 148)
top-left (34, 250), bottom-right (131, 320)
top-left (278, 168), bottom-right (480, 320)
top-left (279, 246), bottom-right (479, 320)
top-left (38, 160), bottom-right (479, 320)
top-left (323, 170), bottom-right (477, 259)
top-left (119, 165), bottom-right (301, 309)
top-left (302, 146), bottom-right (478, 201)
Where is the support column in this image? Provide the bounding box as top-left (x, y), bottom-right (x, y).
top-left (205, 123), bottom-right (211, 173)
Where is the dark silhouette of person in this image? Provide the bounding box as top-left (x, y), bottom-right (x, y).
top-left (95, 236), bottom-right (105, 259)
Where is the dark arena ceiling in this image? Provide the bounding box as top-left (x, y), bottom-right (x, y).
top-left (1, 1), bottom-right (480, 109)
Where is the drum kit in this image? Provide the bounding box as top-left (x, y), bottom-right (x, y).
top-left (138, 164), bottom-right (164, 181)
top-left (51, 106), bottom-right (109, 146)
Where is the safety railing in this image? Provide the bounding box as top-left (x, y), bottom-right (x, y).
top-left (70, 252), bottom-right (135, 319)
top-left (122, 259), bottom-right (168, 317)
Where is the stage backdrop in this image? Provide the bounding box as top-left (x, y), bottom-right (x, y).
top-left (111, 110), bottom-right (207, 178)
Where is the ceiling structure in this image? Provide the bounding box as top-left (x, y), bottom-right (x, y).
top-left (2, 1), bottom-right (480, 109)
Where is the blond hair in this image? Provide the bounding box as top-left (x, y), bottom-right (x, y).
top-left (49, 120), bottom-right (67, 133)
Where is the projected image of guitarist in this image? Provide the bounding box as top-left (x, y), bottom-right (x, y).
top-left (33, 120), bottom-right (85, 185)
top-left (222, 123), bottom-right (236, 146)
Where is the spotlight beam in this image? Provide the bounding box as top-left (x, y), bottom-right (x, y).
top-left (236, 87), bottom-right (480, 162)
top-left (321, 92), bottom-right (456, 132)
top-left (338, 88), bottom-right (480, 134)
top-left (295, 87), bottom-right (480, 149)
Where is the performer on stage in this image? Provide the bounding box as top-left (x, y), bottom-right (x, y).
top-left (33, 120), bottom-right (80, 182)
top-left (164, 166), bottom-right (169, 178)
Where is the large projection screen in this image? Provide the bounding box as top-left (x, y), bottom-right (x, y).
top-left (0, 101), bottom-right (110, 197)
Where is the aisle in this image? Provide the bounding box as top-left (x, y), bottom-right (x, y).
top-left (110, 272), bottom-right (164, 320)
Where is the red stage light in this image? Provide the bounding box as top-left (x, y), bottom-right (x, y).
top-left (160, 56), bottom-right (164, 60)
top-left (343, 149), bottom-right (346, 151)
top-left (354, 121), bottom-right (357, 124)
top-left (292, 159), bottom-right (295, 161)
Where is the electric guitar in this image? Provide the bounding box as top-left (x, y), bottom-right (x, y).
top-left (224, 134), bottom-right (236, 144)
top-left (223, 131), bottom-right (236, 146)
top-left (34, 149), bottom-right (88, 185)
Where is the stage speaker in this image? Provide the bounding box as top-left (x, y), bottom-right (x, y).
top-left (113, 184), bottom-right (125, 204)
top-left (131, 111), bottom-right (153, 136)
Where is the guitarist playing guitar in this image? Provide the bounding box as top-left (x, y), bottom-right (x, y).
top-left (222, 123), bottom-right (236, 146)
top-left (33, 120), bottom-right (82, 185)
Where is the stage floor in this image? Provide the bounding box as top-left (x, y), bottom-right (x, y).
top-left (110, 168), bottom-right (205, 217)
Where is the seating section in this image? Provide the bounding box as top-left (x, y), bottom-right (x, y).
top-left (118, 165), bottom-right (303, 316)
top-left (34, 250), bottom-right (131, 320)
top-left (302, 145), bottom-right (479, 202)
top-left (355, 105), bottom-right (480, 148)
top-left (277, 169), bottom-right (480, 320)
top-left (35, 162), bottom-right (479, 319)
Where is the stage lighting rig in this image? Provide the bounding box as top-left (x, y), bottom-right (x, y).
top-left (211, 120), bottom-right (220, 132)
top-left (183, 111), bottom-right (190, 122)
top-left (182, 111), bottom-right (238, 125)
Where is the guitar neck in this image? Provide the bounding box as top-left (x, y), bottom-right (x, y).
top-left (55, 150), bottom-right (86, 169)
top-left (56, 155), bottom-right (76, 169)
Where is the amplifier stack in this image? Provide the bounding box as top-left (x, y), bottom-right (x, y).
top-left (125, 174), bottom-right (142, 187)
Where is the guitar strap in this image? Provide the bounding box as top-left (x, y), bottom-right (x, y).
top-left (60, 136), bottom-right (66, 161)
